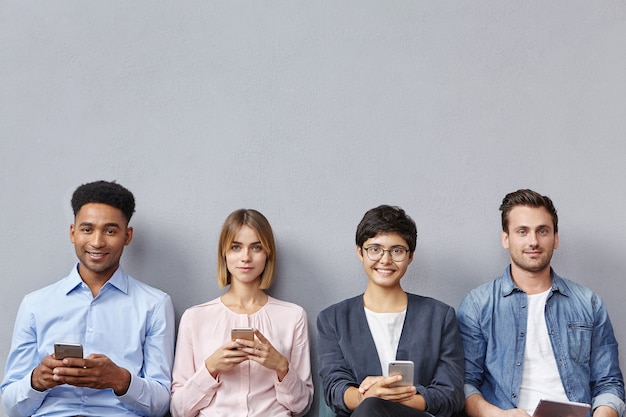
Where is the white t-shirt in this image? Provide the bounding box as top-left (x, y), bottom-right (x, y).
top-left (518, 289), bottom-right (569, 415)
top-left (364, 307), bottom-right (406, 376)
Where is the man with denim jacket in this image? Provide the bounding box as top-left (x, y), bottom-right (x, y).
top-left (457, 189), bottom-right (624, 417)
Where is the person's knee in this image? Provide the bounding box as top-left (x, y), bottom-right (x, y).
top-left (351, 397), bottom-right (388, 416)
top-left (351, 397), bottom-right (433, 417)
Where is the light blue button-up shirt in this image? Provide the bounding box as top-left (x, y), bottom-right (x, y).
top-left (1, 265), bottom-right (175, 417)
top-left (458, 267), bottom-right (625, 417)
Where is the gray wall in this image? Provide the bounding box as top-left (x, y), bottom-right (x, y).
top-left (1, 2), bottom-right (625, 416)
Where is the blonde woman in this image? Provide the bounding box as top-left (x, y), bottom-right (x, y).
top-left (171, 209), bottom-right (313, 417)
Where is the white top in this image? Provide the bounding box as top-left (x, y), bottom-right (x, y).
top-left (364, 307), bottom-right (406, 376)
top-left (518, 289), bottom-right (569, 415)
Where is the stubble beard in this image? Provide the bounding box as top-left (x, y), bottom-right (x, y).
top-left (511, 249), bottom-right (553, 274)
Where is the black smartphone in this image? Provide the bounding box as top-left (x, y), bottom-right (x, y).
top-left (54, 342), bottom-right (84, 359)
top-left (231, 327), bottom-right (254, 341)
top-left (388, 360), bottom-right (414, 387)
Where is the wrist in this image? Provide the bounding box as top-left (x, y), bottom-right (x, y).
top-left (205, 359), bottom-right (218, 379)
top-left (30, 368), bottom-right (47, 392)
top-left (113, 368), bottom-right (131, 396)
top-left (276, 357), bottom-right (289, 381)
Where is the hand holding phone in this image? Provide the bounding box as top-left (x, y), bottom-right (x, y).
top-left (388, 360), bottom-right (414, 387)
top-left (54, 342), bottom-right (84, 360)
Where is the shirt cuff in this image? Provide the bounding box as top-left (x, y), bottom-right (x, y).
top-left (117, 372), bottom-right (140, 400)
top-left (14, 371), bottom-right (48, 412)
top-left (464, 383), bottom-right (482, 399)
top-left (592, 392), bottom-right (625, 417)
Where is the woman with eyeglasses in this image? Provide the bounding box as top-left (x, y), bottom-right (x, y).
top-left (171, 209), bottom-right (313, 417)
top-left (317, 205), bottom-right (464, 417)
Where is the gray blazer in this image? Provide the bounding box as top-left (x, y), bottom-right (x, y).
top-left (317, 293), bottom-right (465, 417)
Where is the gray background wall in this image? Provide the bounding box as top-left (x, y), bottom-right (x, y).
top-left (1, 2), bottom-right (625, 416)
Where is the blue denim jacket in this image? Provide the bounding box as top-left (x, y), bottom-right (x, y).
top-left (457, 267), bottom-right (625, 416)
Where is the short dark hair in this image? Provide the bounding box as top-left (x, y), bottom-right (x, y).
top-left (355, 205), bottom-right (417, 252)
top-left (499, 189), bottom-right (558, 233)
top-left (71, 180), bottom-right (135, 222)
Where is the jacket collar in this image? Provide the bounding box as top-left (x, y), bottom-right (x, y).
top-left (501, 265), bottom-right (569, 297)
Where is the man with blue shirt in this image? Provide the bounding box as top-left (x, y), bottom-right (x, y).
top-left (1, 180), bottom-right (175, 417)
top-left (457, 189), bottom-right (624, 417)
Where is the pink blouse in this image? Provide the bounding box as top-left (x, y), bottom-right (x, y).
top-left (170, 296), bottom-right (313, 417)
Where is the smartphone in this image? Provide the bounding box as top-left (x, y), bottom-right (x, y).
top-left (231, 327), bottom-right (254, 341)
top-left (54, 342), bottom-right (84, 359)
top-left (388, 360), bottom-right (414, 387)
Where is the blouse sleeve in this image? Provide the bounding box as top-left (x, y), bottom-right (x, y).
top-left (170, 310), bottom-right (221, 417)
top-left (273, 307), bottom-right (314, 416)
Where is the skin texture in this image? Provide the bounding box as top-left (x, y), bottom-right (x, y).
top-left (502, 205), bottom-right (558, 294)
top-left (465, 206), bottom-right (618, 417)
top-left (31, 203), bottom-right (133, 394)
top-left (205, 225), bottom-right (290, 381)
top-left (32, 354), bottom-right (131, 395)
top-left (342, 233), bottom-right (426, 412)
top-left (356, 233), bottom-right (413, 294)
top-left (70, 203), bottom-right (133, 297)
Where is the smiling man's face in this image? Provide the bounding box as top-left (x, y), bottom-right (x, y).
top-left (70, 203), bottom-right (133, 284)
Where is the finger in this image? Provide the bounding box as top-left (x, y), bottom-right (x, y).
top-left (86, 353), bottom-right (105, 359)
top-left (360, 378), bottom-right (377, 391)
top-left (225, 341), bottom-right (243, 351)
top-left (239, 346), bottom-right (261, 358)
top-left (226, 355), bottom-right (249, 365)
top-left (390, 387), bottom-right (416, 397)
top-left (42, 356), bottom-right (63, 369)
top-left (54, 365), bottom-right (86, 377)
top-left (62, 357), bottom-right (87, 368)
top-left (385, 387), bottom-right (416, 400)
top-left (225, 347), bottom-right (250, 358)
top-left (45, 353), bottom-right (58, 363)
top-left (359, 376), bottom-right (383, 393)
top-left (253, 329), bottom-right (268, 343)
top-left (381, 375), bottom-right (403, 387)
top-left (233, 338), bottom-right (255, 349)
top-left (248, 346), bottom-right (269, 362)
top-left (247, 350), bottom-right (270, 364)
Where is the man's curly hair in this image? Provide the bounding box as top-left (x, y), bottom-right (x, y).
top-left (71, 180), bottom-right (135, 222)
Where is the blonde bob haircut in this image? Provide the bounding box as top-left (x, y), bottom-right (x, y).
top-left (217, 209), bottom-right (276, 289)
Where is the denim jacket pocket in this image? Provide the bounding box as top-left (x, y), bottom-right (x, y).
top-left (567, 321), bottom-right (593, 363)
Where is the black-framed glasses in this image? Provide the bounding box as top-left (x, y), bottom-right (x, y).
top-left (362, 246), bottom-right (410, 262)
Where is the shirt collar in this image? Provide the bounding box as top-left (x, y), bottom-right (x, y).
top-left (63, 264), bottom-right (129, 295)
top-left (501, 266), bottom-right (518, 296)
top-left (549, 272), bottom-right (570, 297)
top-left (501, 265), bottom-right (567, 297)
